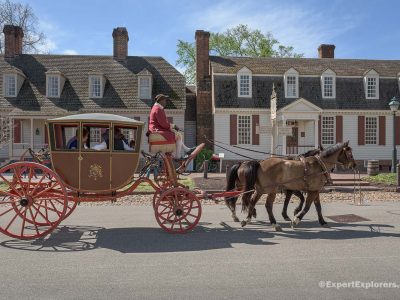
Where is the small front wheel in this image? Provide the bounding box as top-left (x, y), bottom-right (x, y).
top-left (154, 188), bottom-right (201, 233)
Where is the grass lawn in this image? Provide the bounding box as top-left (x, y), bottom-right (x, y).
top-left (363, 173), bottom-right (397, 186)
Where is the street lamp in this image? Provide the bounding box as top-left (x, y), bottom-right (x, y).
top-left (389, 97), bottom-right (400, 173)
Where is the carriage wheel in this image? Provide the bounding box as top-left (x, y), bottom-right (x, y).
top-left (154, 187), bottom-right (202, 234)
top-left (152, 192), bottom-right (160, 209)
top-left (0, 162), bottom-right (68, 240)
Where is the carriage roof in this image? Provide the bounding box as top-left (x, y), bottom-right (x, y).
top-left (48, 113), bottom-right (144, 125)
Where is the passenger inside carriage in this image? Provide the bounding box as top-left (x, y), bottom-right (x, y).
top-left (92, 127), bottom-right (133, 151)
top-left (67, 128), bottom-right (89, 150)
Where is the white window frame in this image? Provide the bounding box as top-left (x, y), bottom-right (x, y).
top-left (365, 116), bottom-right (378, 145)
top-left (138, 76), bottom-right (152, 99)
top-left (237, 67), bottom-right (252, 98)
top-left (237, 115), bottom-right (252, 145)
top-left (89, 75), bottom-right (103, 98)
top-left (90, 128), bottom-right (102, 144)
top-left (3, 74), bottom-right (17, 97)
top-left (46, 75), bottom-right (60, 98)
top-left (364, 70), bottom-right (379, 100)
top-left (321, 69), bottom-right (336, 99)
top-left (284, 68), bottom-right (299, 98)
top-left (321, 116), bottom-right (335, 145)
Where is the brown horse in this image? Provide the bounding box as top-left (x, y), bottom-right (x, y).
top-left (227, 141), bottom-right (356, 231)
top-left (225, 147), bottom-right (323, 223)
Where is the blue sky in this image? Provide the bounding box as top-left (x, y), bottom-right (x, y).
top-left (24, 0), bottom-right (400, 71)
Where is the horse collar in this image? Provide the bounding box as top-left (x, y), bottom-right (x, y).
top-left (315, 155), bottom-right (333, 185)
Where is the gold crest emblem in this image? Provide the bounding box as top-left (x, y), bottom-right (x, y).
top-left (88, 164), bottom-right (103, 181)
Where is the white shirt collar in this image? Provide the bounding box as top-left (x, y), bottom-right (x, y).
top-left (154, 102), bottom-right (164, 109)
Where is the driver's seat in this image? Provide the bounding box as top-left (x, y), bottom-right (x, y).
top-left (148, 133), bottom-right (176, 154)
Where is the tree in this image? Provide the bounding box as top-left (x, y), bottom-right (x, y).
top-left (0, 0), bottom-right (47, 54)
top-left (176, 24), bottom-right (303, 84)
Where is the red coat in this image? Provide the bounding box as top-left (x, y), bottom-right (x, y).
top-left (148, 103), bottom-right (175, 142)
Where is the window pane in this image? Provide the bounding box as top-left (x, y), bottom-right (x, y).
top-left (322, 116), bottom-right (335, 145)
top-left (239, 75), bottom-right (250, 96)
top-left (91, 76), bottom-right (101, 97)
top-left (323, 76), bottom-right (333, 97)
top-left (365, 117), bottom-right (377, 144)
top-left (367, 77), bottom-right (377, 98)
top-left (5, 75), bottom-right (16, 97)
top-left (286, 75), bottom-right (297, 97)
top-left (139, 77), bottom-right (151, 99)
top-left (114, 126), bottom-right (137, 151)
top-left (48, 76), bottom-right (59, 97)
top-left (238, 115), bottom-right (251, 144)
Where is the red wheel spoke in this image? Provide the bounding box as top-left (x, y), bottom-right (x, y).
top-left (13, 167), bottom-right (27, 196)
top-left (27, 167), bottom-right (34, 190)
top-left (32, 204), bottom-right (52, 224)
top-left (35, 202), bottom-right (62, 216)
top-left (0, 206), bottom-right (14, 217)
top-left (20, 209), bottom-right (27, 236)
top-left (0, 199), bottom-right (19, 205)
top-left (170, 215), bottom-right (178, 230)
top-left (32, 182), bottom-right (61, 199)
top-left (0, 190), bottom-right (21, 199)
top-left (0, 174), bottom-right (23, 198)
top-left (28, 207), bottom-right (40, 235)
top-left (5, 207), bottom-right (23, 231)
top-left (28, 173), bottom-right (47, 196)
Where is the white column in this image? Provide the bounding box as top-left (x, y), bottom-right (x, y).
top-left (314, 118), bottom-right (319, 148)
top-left (282, 133), bottom-right (287, 155)
top-left (30, 118), bottom-right (34, 149)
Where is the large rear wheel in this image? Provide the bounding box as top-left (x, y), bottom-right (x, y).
top-left (0, 162), bottom-right (68, 239)
top-left (154, 187), bottom-right (201, 234)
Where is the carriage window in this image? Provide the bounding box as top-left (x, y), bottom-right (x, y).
top-left (82, 124), bottom-right (110, 151)
top-left (113, 126), bottom-right (137, 151)
top-left (52, 124), bottom-right (79, 150)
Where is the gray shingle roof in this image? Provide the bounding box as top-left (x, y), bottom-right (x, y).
top-left (210, 56), bottom-right (400, 77)
top-left (0, 54), bottom-right (185, 116)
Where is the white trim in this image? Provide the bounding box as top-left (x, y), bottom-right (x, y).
top-left (237, 114), bottom-right (252, 145)
top-left (46, 74), bottom-right (60, 98)
top-left (213, 72), bottom-right (399, 79)
top-left (284, 68), bottom-right (299, 98)
top-left (215, 108), bottom-right (270, 113)
top-left (237, 67), bottom-right (252, 98)
top-left (364, 116), bottom-right (379, 145)
top-left (279, 98), bottom-right (322, 112)
top-left (89, 75), bottom-right (103, 98)
top-left (3, 74), bottom-right (17, 97)
top-left (321, 69), bottom-right (336, 99)
top-left (138, 75), bottom-right (152, 100)
top-left (364, 69), bottom-right (379, 100)
top-left (321, 116), bottom-right (336, 145)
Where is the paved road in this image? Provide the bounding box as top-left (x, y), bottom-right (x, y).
top-left (1, 201), bottom-right (399, 300)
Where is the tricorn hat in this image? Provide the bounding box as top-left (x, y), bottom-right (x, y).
top-left (155, 94), bottom-right (169, 102)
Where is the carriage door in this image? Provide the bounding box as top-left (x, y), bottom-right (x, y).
top-left (79, 123), bottom-right (111, 191)
top-left (286, 126), bottom-right (298, 155)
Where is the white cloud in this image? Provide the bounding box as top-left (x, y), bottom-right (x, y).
top-left (62, 49), bottom-right (78, 55)
top-left (187, 0), bottom-right (363, 57)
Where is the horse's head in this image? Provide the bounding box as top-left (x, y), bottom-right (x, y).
top-left (337, 141), bottom-right (356, 169)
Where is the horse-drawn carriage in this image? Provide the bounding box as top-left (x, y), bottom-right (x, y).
top-left (0, 113), bottom-right (216, 240)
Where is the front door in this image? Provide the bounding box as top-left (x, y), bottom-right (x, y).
top-left (286, 127), bottom-right (298, 154)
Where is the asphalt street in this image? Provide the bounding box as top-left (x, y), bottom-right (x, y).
top-left (1, 201), bottom-right (399, 300)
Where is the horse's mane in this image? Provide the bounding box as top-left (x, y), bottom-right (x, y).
top-left (320, 142), bottom-right (346, 158)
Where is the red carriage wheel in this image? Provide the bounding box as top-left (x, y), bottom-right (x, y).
top-left (0, 162), bottom-right (68, 240)
top-left (154, 187), bottom-right (202, 234)
top-left (152, 192), bottom-right (160, 209)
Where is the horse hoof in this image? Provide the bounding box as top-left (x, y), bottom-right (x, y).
top-left (252, 210), bottom-right (257, 218)
top-left (233, 216), bottom-right (240, 222)
top-left (273, 224), bottom-right (283, 232)
top-left (292, 217), bottom-right (300, 226)
top-left (321, 223), bottom-right (330, 228)
top-left (241, 221), bottom-right (247, 227)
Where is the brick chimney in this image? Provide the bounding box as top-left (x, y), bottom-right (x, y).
top-left (112, 27), bottom-right (129, 60)
top-left (3, 25), bottom-right (24, 58)
top-left (195, 30), bottom-right (213, 144)
top-left (318, 44), bottom-right (335, 58)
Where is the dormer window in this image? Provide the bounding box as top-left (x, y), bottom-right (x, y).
top-left (237, 67), bottom-right (252, 98)
top-left (321, 69), bottom-right (336, 99)
top-left (364, 69), bottom-right (379, 99)
top-left (139, 76), bottom-right (151, 99)
top-left (46, 70), bottom-right (65, 98)
top-left (284, 68), bottom-right (299, 98)
top-left (90, 75), bottom-right (102, 98)
top-left (4, 74), bottom-right (16, 97)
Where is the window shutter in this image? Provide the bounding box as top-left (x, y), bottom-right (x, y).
top-left (379, 116), bottom-right (386, 145)
top-left (230, 115), bottom-right (237, 145)
top-left (252, 115), bottom-right (259, 145)
top-left (396, 116), bottom-right (400, 145)
top-left (318, 115), bottom-right (321, 145)
top-left (335, 115), bottom-right (343, 143)
top-left (13, 119), bottom-right (21, 143)
top-left (358, 116), bottom-right (365, 145)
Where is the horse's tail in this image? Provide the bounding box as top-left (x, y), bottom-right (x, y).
top-left (241, 160), bottom-right (260, 212)
top-left (225, 162), bottom-right (242, 208)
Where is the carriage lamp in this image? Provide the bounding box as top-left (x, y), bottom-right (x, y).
top-left (35, 128), bottom-right (40, 136)
top-left (389, 97), bottom-right (400, 173)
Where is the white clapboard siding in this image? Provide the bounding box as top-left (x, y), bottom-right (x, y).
top-left (343, 114), bottom-right (400, 160)
top-left (214, 112), bottom-right (271, 160)
top-left (184, 121), bottom-right (196, 147)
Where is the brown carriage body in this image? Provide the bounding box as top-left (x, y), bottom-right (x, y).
top-left (46, 113), bottom-right (144, 193)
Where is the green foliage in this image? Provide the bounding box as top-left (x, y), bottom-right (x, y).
top-left (363, 173), bottom-right (397, 186)
top-left (195, 148), bottom-right (214, 170)
top-left (176, 24), bottom-right (303, 84)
